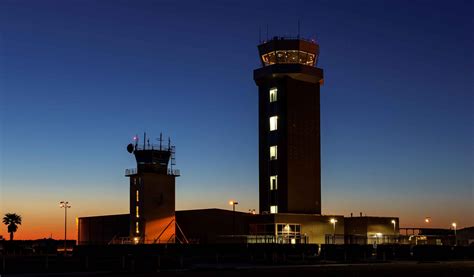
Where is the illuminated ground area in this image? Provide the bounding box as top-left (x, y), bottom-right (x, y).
top-left (3, 261), bottom-right (474, 277)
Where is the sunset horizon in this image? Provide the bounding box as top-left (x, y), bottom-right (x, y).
top-left (1, 0), bottom-right (472, 243)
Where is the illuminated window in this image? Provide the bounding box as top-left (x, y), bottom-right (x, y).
top-left (270, 205), bottom-right (278, 214)
top-left (276, 50), bottom-right (286, 63)
top-left (269, 116), bottom-right (278, 131)
top-left (135, 222), bottom-right (139, 234)
top-left (270, 145), bottom-right (277, 160)
top-left (306, 53), bottom-right (315, 66)
top-left (269, 88), bottom-right (277, 102)
top-left (261, 50), bottom-right (317, 66)
top-left (136, 206), bottom-right (139, 218)
top-left (261, 51), bottom-right (276, 65)
top-left (270, 175), bottom-right (278, 190)
top-left (136, 190), bottom-right (139, 202)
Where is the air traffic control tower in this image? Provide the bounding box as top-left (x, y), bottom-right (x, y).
top-left (254, 37), bottom-right (324, 215)
top-left (125, 134), bottom-right (180, 244)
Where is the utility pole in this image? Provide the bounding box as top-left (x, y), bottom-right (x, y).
top-left (229, 201), bottom-right (239, 236)
top-left (59, 201), bottom-right (71, 255)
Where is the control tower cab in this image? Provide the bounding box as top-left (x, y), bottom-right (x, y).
top-left (125, 133), bottom-right (180, 244)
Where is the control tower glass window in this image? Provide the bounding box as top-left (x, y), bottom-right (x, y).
top-left (270, 175), bottom-right (278, 190)
top-left (269, 88), bottom-right (277, 102)
top-left (270, 145), bottom-right (277, 160)
top-left (270, 205), bottom-right (278, 214)
top-left (269, 116), bottom-right (278, 131)
top-left (261, 50), bottom-right (316, 66)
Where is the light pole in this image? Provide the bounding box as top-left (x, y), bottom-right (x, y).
top-left (59, 201), bottom-right (71, 255)
top-left (229, 201), bottom-right (238, 236)
top-left (452, 222), bottom-right (457, 246)
top-left (391, 220), bottom-right (396, 243)
top-left (330, 218), bottom-right (337, 244)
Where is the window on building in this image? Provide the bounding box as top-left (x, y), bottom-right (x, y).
top-left (270, 205), bottom-right (278, 214)
top-left (135, 222), bottom-right (139, 234)
top-left (261, 50), bottom-right (317, 66)
top-left (269, 88), bottom-right (277, 102)
top-left (270, 175), bottom-right (278, 190)
top-left (133, 178), bottom-right (137, 185)
top-left (136, 190), bottom-right (139, 202)
top-left (269, 116), bottom-right (278, 131)
top-left (270, 145), bottom-right (277, 160)
top-left (136, 206), bottom-right (139, 218)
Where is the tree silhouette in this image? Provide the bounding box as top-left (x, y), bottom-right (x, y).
top-left (3, 213), bottom-right (22, 241)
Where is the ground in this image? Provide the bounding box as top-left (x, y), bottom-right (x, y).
top-left (3, 261), bottom-right (474, 277)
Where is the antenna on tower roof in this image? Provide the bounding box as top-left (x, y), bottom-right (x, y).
top-left (159, 132), bottom-right (163, 150)
top-left (259, 26), bottom-right (261, 43)
top-left (266, 24), bottom-right (269, 41)
top-left (297, 19), bottom-right (301, 39)
top-left (134, 134), bottom-right (138, 148)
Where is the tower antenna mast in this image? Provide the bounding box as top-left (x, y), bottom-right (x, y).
top-left (259, 26), bottom-right (261, 43)
top-left (160, 132), bottom-right (163, 150)
top-left (298, 20), bottom-right (301, 39)
top-left (266, 24), bottom-right (269, 41)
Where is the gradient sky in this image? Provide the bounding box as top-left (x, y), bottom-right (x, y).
top-left (0, 0), bottom-right (473, 240)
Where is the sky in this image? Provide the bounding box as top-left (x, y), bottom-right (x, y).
top-left (0, 0), bottom-right (473, 240)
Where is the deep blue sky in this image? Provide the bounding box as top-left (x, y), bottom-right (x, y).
top-left (0, 0), bottom-right (473, 238)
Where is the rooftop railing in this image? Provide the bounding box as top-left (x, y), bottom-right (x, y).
top-left (125, 168), bottom-right (137, 176)
top-left (261, 36), bottom-right (317, 44)
top-left (125, 168), bottom-right (180, 176)
top-left (133, 144), bottom-right (174, 151)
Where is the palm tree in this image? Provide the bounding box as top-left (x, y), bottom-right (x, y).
top-left (3, 213), bottom-right (22, 241)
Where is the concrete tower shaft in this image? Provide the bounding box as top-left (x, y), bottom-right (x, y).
top-left (254, 37), bottom-right (324, 215)
top-left (125, 134), bottom-right (179, 244)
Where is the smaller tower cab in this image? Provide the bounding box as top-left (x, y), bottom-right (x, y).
top-left (126, 133), bottom-right (180, 244)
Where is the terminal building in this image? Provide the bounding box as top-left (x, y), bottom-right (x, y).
top-left (78, 36), bottom-right (399, 246)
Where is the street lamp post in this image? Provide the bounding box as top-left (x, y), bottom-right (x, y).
top-left (452, 222), bottom-right (457, 246)
top-left (229, 201), bottom-right (238, 236)
top-left (59, 201), bottom-right (71, 255)
top-left (330, 218), bottom-right (337, 244)
top-left (391, 220), bottom-right (396, 243)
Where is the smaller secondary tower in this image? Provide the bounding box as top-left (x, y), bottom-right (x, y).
top-left (125, 133), bottom-right (180, 244)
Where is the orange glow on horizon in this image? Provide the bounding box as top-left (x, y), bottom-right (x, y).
top-left (1, 190), bottom-right (472, 241)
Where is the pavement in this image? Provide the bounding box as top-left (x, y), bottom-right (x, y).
top-left (3, 260), bottom-right (474, 277)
